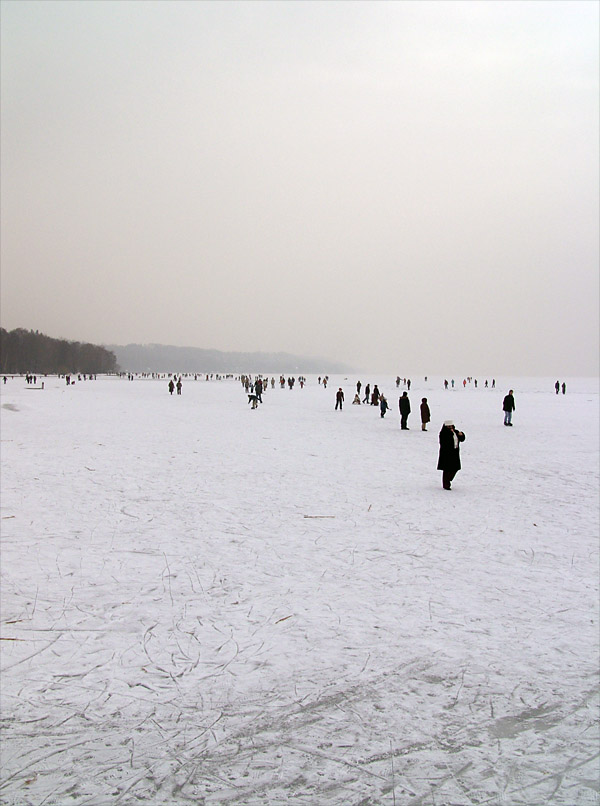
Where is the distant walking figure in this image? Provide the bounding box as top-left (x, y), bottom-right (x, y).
top-left (555, 380), bottom-right (560, 395)
top-left (168, 379), bottom-right (175, 395)
top-left (562, 382), bottom-right (566, 395)
top-left (356, 381), bottom-right (362, 395)
top-left (371, 385), bottom-right (380, 406)
top-left (380, 395), bottom-right (389, 418)
top-left (437, 421), bottom-right (465, 490)
top-left (176, 378), bottom-right (182, 395)
top-left (363, 383), bottom-right (370, 404)
top-left (335, 387), bottom-right (344, 410)
top-left (503, 390), bottom-right (515, 426)
top-left (399, 391), bottom-right (411, 429)
top-left (420, 398), bottom-right (430, 431)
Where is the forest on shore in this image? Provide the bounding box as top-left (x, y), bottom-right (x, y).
top-left (0, 328), bottom-right (118, 375)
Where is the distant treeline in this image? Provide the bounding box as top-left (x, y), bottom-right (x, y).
top-left (0, 328), bottom-right (119, 375)
top-left (109, 342), bottom-right (352, 375)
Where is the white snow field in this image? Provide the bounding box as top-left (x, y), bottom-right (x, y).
top-left (1, 374), bottom-right (598, 806)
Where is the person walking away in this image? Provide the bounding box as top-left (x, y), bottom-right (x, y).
top-left (420, 397), bottom-right (430, 431)
top-left (437, 421), bottom-right (465, 490)
top-left (555, 380), bottom-right (560, 394)
top-left (176, 378), bottom-right (182, 395)
top-left (356, 381), bottom-right (361, 396)
top-left (503, 390), bottom-right (515, 426)
top-left (399, 391), bottom-right (411, 429)
top-left (363, 383), bottom-right (370, 404)
top-left (380, 395), bottom-right (389, 418)
top-left (562, 382), bottom-right (566, 394)
top-left (335, 387), bottom-right (344, 410)
top-left (168, 379), bottom-right (175, 395)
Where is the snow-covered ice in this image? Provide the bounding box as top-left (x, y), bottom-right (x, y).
top-left (1, 374), bottom-right (598, 805)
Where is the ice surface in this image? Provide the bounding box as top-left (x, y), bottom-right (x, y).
top-left (1, 374), bottom-right (598, 805)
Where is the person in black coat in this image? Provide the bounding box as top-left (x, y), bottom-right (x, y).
top-left (399, 391), bottom-right (411, 429)
top-left (437, 421), bottom-right (465, 490)
top-left (503, 390), bottom-right (515, 426)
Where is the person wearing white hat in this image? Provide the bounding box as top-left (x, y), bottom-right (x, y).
top-left (437, 421), bottom-right (465, 490)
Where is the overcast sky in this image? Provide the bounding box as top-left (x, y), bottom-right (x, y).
top-left (1, 0), bottom-right (598, 375)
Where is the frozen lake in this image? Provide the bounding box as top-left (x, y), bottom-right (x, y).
top-left (1, 374), bottom-right (598, 805)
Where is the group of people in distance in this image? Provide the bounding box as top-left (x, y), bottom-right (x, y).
top-left (340, 379), bottom-right (529, 491)
top-left (345, 380), bottom-right (466, 490)
top-left (236, 374), bottom-right (571, 492)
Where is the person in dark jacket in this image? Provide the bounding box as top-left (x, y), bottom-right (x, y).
top-left (503, 390), bottom-right (515, 426)
top-left (363, 383), bottom-right (370, 404)
top-left (168, 379), bottom-right (175, 395)
top-left (437, 421), bottom-right (465, 490)
top-left (379, 395), bottom-right (389, 418)
top-left (399, 391), bottom-right (411, 429)
top-left (371, 385), bottom-right (380, 405)
top-left (420, 398), bottom-right (430, 431)
top-left (335, 387), bottom-right (344, 410)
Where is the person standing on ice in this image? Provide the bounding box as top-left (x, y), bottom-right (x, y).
top-left (555, 380), bottom-right (560, 394)
top-left (335, 387), bottom-right (344, 410)
top-left (420, 397), bottom-right (430, 431)
top-left (176, 377), bottom-right (182, 395)
top-left (168, 379), bottom-right (175, 395)
top-left (363, 383), bottom-right (370, 403)
top-left (399, 391), bottom-right (411, 429)
top-left (437, 421), bottom-right (465, 490)
top-left (503, 389), bottom-right (515, 426)
top-left (379, 395), bottom-right (389, 417)
top-left (562, 382), bottom-right (566, 394)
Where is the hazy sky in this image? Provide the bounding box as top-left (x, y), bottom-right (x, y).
top-left (1, 0), bottom-right (598, 375)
